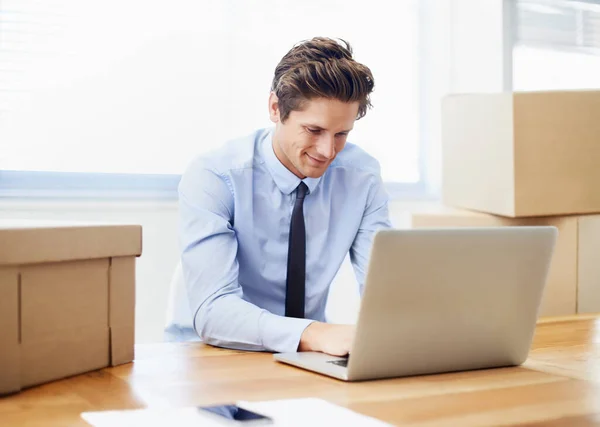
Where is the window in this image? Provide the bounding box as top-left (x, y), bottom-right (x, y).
top-left (0, 0), bottom-right (424, 198)
top-left (512, 0), bottom-right (600, 90)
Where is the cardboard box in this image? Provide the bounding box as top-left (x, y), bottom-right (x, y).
top-left (409, 206), bottom-right (600, 317)
top-left (0, 220), bottom-right (142, 395)
top-left (442, 90), bottom-right (600, 217)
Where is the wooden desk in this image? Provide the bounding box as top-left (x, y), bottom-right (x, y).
top-left (2, 316), bottom-right (600, 427)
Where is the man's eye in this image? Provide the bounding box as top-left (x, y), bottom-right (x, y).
top-left (307, 128), bottom-right (321, 134)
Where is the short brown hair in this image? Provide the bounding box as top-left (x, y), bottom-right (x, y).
top-left (271, 37), bottom-right (374, 123)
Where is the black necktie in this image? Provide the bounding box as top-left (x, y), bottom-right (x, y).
top-left (285, 181), bottom-right (308, 318)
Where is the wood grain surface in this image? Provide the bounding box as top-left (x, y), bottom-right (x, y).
top-left (2, 316), bottom-right (600, 426)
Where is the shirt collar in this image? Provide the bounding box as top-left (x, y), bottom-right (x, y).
top-left (262, 128), bottom-right (322, 196)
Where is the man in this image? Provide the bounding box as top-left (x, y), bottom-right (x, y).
top-left (178, 37), bottom-right (392, 357)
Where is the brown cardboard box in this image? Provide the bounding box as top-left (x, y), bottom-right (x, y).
top-left (0, 220), bottom-right (142, 395)
top-left (442, 90), bottom-right (600, 217)
top-left (409, 205), bottom-right (600, 317)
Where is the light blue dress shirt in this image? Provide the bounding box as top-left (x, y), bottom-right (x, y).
top-left (178, 127), bottom-right (392, 353)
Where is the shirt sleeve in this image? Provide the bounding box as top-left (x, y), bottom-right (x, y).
top-left (178, 161), bottom-right (314, 353)
top-left (349, 172), bottom-right (393, 295)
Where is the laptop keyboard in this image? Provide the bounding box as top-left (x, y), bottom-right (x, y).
top-left (327, 357), bottom-right (349, 367)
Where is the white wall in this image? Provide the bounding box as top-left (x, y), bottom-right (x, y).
top-left (418, 0), bottom-right (511, 197)
top-left (0, 199), bottom-right (417, 343)
top-left (0, 0), bottom-right (512, 343)
top-left (448, 0), bottom-right (511, 93)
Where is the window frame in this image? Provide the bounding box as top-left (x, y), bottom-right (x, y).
top-left (0, 170), bottom-right (181, 200)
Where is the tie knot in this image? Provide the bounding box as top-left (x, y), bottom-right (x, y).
top-left (296, 182), bottom-right (308, 200)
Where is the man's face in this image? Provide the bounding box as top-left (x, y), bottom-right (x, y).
top-left (269, 94), bottom-right (359, 179)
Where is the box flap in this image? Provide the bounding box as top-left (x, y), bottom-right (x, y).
top-left (20, 260), bottom-right (109, 342)
top-left (577, 215), bottom-right (600, 314)
top-left (110, 325), bottom-right (135, 366)
top-left (21, 325), bottom-right (109, 388)
top-left (513, 91), bottom-right (600, 217)
top-left (0, 268), bottom-right (21, 395)
top-left (109, 257), bottom-right (136, 366)
top-left (441, 93), bottom-right (516, 217)
top-left (0, 221), bottom-right (142, 266)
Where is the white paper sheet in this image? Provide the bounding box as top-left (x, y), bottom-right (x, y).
top-left (81, 398), bottom-right (393, 426)
top-left (239, 398), bottom-right (393, 426)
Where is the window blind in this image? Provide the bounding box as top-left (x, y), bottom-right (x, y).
top-left (515, 0), bottom-right (600, 54)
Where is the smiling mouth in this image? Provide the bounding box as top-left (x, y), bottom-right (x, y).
top-left (306, 153), bottom-right (328, 164)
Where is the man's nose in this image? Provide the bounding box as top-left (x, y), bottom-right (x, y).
top-left (315, 135), bottom-right (335, 159)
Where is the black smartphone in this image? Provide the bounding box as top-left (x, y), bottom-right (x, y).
top-left (197, 404), bottom-right (273, 425)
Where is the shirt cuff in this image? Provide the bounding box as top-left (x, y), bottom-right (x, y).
top-left (259, 312), bottom-right (315, 353)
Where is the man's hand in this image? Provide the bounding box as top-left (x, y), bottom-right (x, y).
top-left (298, 322), bottom-right (355, 356)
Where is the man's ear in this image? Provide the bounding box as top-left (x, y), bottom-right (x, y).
top-left (268, 92), bottom-right (280, 123)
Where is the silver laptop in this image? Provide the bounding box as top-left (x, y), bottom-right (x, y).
top-left (274, 227), bottom-right (557, 381)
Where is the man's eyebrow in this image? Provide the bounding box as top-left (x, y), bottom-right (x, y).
top-left (303, 124), bottom-right (325, 130)
top-left (303, 124), bottom-right (353, 133)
